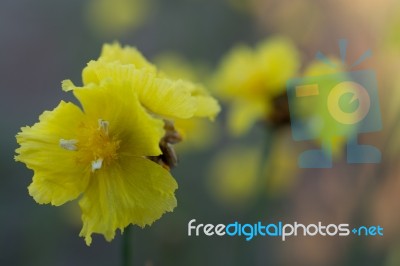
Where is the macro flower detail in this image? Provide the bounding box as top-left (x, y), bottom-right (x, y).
top-left (15, 43), bottom-right (220, 246)
top-left (213, 36), bottom-right (299, 135)
top-left (15, 71), bottom-right (178, 245)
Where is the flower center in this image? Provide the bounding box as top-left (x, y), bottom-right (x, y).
top-left (60, 119), bottom-right (120, 172)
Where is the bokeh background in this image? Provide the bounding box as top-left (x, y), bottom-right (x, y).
top-left (1, 0), bottom-right (400, 265)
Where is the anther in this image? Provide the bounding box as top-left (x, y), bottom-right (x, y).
top-left (59, 139), bottom-right (78, 151)
top-left (91, 158), bottom-right (103, 172)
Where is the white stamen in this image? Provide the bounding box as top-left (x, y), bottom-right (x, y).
top-left (59, 139), bottom-right (78, 151)
top-left (91, 158), bottom-right (103, 172)
top-left (98, 119), bottom-right (109, 134)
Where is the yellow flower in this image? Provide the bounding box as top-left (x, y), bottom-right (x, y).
top-left (16, 66), bottom-right (178, 246)
top-left (16, 43), bottom-right (220, 245)
top-left (213, 36), bottom-right (300, 135)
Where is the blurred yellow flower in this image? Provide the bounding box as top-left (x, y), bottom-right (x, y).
top-left (16, 77), bottom-right (177, 246)
top-left (213, 36), bottom-right (300, 135)
top-left (85, 0), bottom-right (151, 37)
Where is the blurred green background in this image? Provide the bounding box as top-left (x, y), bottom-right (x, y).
top-left (1, 0), bottom-right (400, 265)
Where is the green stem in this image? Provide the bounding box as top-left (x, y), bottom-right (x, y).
top-left (122, 225), bottom-right (132, 266)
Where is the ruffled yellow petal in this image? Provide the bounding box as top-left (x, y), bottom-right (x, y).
top-left (184, 83), bottom-right (220, 119)
top-left (80, 60), bottom-right (199, 120)
top-left (154, 54), bottom-right (220, 119)
top-left (71, 79), bottom-right (164, 157)
top-left (61, 79), bottom-right (76, 92)
top-left (82, 48), bottom-right (220, 120)
top-left (139, 78), bottom-right (198, 119)
top-left (99, 42), bottom-right (156, 72)
top-left (15, 101), bottom-right (89, 206)
top-left (82, 60), bottom-right (150, 86)
top-left (79, 157), bottom-right (178, 245)
top-left (193, 95), bottom-right (220, 119)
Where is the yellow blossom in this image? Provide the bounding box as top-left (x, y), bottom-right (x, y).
top-left (213, 36), bottom-right (300, 135)
top-left (16, 43), bottom-right (220, 245)
top-left (16, 63), bottom-right (180, 246)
